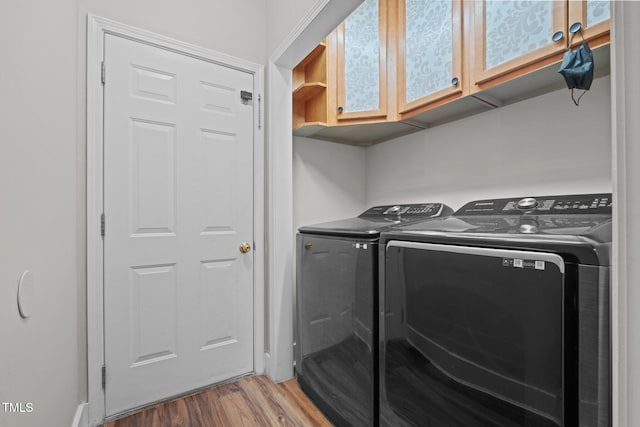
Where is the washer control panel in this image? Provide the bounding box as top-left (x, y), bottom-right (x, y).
top-left (359, 203), bottom-right (448, 219)
top-left (456, 194), bottom-right (612, 216)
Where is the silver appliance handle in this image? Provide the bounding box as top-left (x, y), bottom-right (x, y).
top-left (386, 241), bottom-right (565, 274)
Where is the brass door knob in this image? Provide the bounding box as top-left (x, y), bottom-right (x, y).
top-left (239, 242), bottom-right (251, 254)
top-left (304, 242), bottom-right (313, 249)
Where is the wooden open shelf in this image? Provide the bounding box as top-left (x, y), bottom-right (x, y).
top-left (293, 83), bottom-right (328, 103)
top-left (292, 39), bottom-right (331, 132)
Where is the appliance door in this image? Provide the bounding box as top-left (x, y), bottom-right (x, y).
top-left (381, 242), bottom-right (572, 427)
top-left (296, 233), bottom-right (378, 427)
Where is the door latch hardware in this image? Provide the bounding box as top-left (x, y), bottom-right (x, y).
top-left (240, 91), bottom-right (253, 105)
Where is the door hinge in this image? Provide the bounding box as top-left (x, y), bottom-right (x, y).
top-left (102, 365), bottom-right (106, 389)
top-left (101, 61), bottom-right (106, 85)
top-left (101, 213), bottom-right (105, 238)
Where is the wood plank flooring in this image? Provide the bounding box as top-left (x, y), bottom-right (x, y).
top-left (103, 375), bottom-right (332, 427)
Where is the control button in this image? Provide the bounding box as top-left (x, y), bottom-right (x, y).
top-left (517, 197), bottom-right (538, 210)
top-left (519, 224), bottom-right (538, 234)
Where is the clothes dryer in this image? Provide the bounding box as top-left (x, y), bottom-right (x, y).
top-left (296, 203), bottom-right (453, 427)
top-left (380, 194), bottom-right (611, 427)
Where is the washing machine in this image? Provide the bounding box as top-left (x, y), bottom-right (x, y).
top-left (380, 194), bottom-right (611, 427)
top-left (296, 203), bottom-right (453, 427)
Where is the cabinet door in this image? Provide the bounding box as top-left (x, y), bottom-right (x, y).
top-left (568, 0), bottom-right (610, 47)
top-left (473, 0), bottom-right (567, 87)
top-left (398, 0), bottom-right (463, 115)
top-left (336, 0), bottom-right (388, 122)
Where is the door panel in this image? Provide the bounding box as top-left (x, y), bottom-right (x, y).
top-left (336, 0), bottom-right (388, 121)
top-left (103, 33), bottom-right (254, 416)
top-left (473, 0), bottom-right (567, 86)
top-left (200, 259), bottom-right (238, 350)
top-left (398, 0), bottom-right (463, 113)
top-left (295, 234), bottom-right (377, 426)
top-left (344, 0), bottom-right (380, 113)
top-left (382, 242), bottom-right (567, 427)
top-left (130, 264), bottom-right (178, 366)
top-left (568, 0), bottom-right (610, 47)
top-left (130, 119), bottom-right (176, 235)
top-left (586, 0), bottom-right (610, 26)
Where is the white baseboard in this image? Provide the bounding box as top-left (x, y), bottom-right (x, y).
top-left (71, 403), bottom-right (88, 427)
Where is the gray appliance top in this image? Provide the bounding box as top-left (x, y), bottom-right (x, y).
top-left (382, 194), bottom-right (612, 266)
top-left (298, 203), bottom-right (453, 238)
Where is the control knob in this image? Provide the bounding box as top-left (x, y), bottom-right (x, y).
top-left (517, 197), bottom-right (538, 210)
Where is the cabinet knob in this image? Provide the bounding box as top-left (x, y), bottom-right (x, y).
top-left (568, 22), bottom-right (584, 45)
top-left (451, 77), bottom-right (459, 86)
top-left (569, 22), bottom-right (582, 34)
top-left (337, 106), bottom-right (344, 113)
top-left (552, 31), bottom-right (564, 42)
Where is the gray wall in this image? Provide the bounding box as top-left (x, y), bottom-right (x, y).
top-left (0, 0), bottom-right (308, 426)
top-left (267, 0), bottom-right (322, 55)
top-left (293, 137), bottom-right (367, 230)
top-left (366, 76), bottom-right (612, 210)
top-left (293, 76), bottom-right (612, 225)
top-left (1, 1), bottom-right (83, 426)
top-left (79, 0), bottom-right (268, 65)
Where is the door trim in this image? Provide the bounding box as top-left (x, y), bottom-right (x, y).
top-left (266, 0), bottom-right (364, 383)
top-left (87, 15), bottom-right (264, 426)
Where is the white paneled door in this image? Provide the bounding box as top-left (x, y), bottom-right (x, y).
top-left (103, 34), bottom-right (254, 416)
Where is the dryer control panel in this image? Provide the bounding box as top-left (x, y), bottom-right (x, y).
top-left (359, 203), bottom-right (450, 219)
top-left (456, 193), bottom-right (612, 216)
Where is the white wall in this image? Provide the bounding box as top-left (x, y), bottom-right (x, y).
top-left (79, 0), bottom-right (268, 65)
top-left (293, 137), bottom-right (368, 229)
top-left (0, 1), bottom-right (81, 427)
top-left (1, 1), bottom-right (272, 426)
top-left (366, 76), bottom-right (612, 210)
top-left (267, 0), bottom-right (322, 56)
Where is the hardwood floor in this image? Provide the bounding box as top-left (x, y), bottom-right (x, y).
top-left (103, 375), bottom-right (332, 427)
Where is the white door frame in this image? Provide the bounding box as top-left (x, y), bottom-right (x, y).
top-left (87, 15), bottom-right (264, 426)
top-left (611, 2), bottom-right (640, 426)
top-left (264, 0), bottom-right (363, 383)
